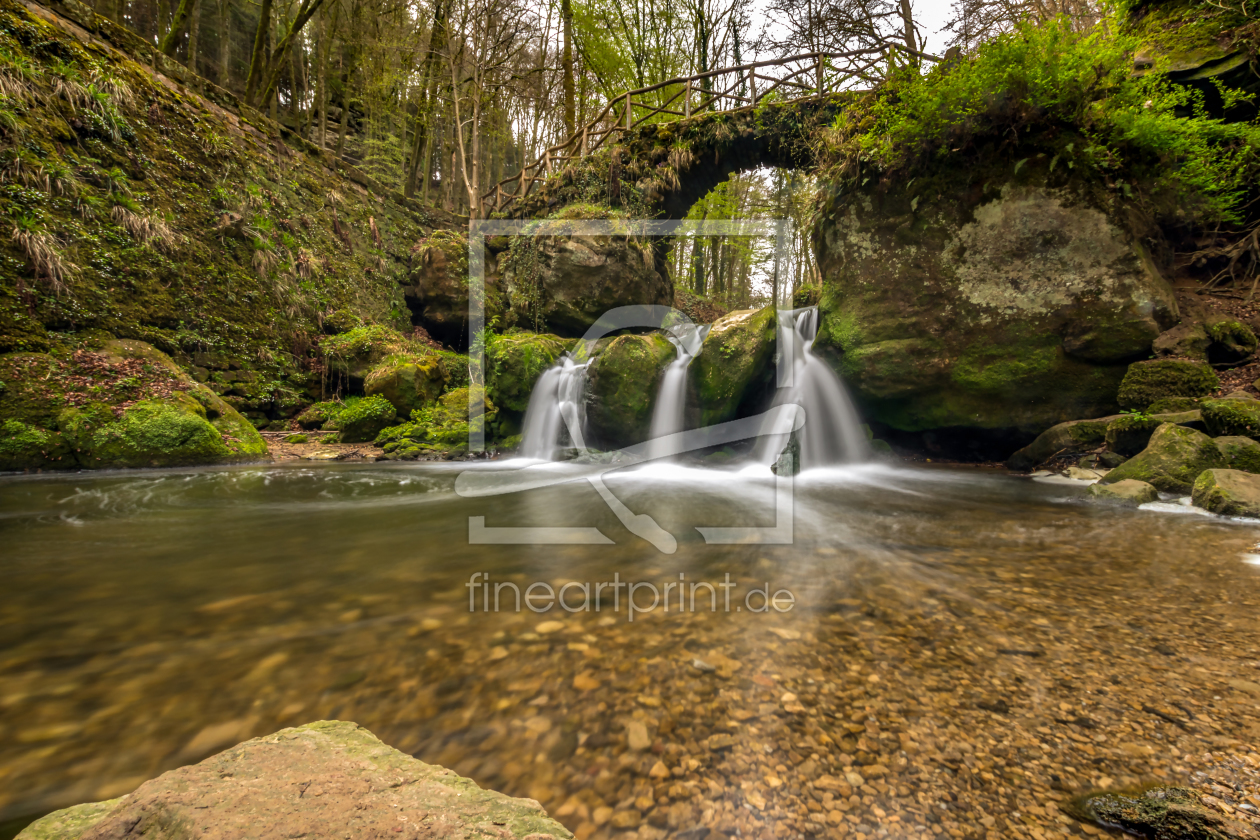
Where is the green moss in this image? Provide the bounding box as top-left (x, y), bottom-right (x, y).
top-left (0, 418), bottom-right (73, 470)
top-left (1200, 398), bottom-right (1260, 439)
top-left (335, 394), bottom-right (397, 443)
top-left (692, 308), bottom-right (775, 427)
top-left (1206, 320), bottom-right (1258, 362)
top-left (1117, 360), bottom-right (1219, 409)
top-left (375, 387), bottom-right (495, 449)
top-left (1105, 413), bottom-right (1163, 456)
top-left (1099, 422), bottom-right (1224, 492)
top-left (586, 333), bottom-right (675, 446)
top-left (486, 332), bottom-right (568, 414)
top-left (1214, 436), bottom-right (1260, 473)
top-left (1146, 396), bottom-right (1200, 413)
top-left (952, 341), bottom-right (1059, 395)
top-left (363, 353), bottom-right (447, 416)
top-left (284, 432), bottom-right (308, 443)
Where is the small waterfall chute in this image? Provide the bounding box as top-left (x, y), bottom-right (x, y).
top-left (757, 306), bottom-right (869, 470)
top-left (646, 323), bottom-right (710, 462)
top-left (518, 355), bottom-right (591, 460)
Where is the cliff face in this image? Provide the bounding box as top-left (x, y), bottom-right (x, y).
top-left (0, 0), bottom-right (454, 448)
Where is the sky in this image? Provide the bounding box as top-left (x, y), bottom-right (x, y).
top-left (915, 0), bottom-right (957, 56)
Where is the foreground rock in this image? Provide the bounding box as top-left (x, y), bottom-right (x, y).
top-left (16, 721), bottom-right (571, 840)
top-left (1192, 469), bottom-right (1260, 518)
top-left (815, 176), bottom-right (1177, 447)
top-left (1, 341), bottom-right (267, 472)
top-left (1005, 417), bottom-right (1117, 471)
top-left (1087, 479), bottom-right (1159, 507)
top-left (1099, 423), bottom-right (1224, 493)
top-left (1202, 396), bottom-right (1260, 439)
top-left (1074, 785), bottom-right (1257, 840)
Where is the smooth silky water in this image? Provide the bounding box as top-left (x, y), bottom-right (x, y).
top-left (3, 459), bottom-right (1260, 838)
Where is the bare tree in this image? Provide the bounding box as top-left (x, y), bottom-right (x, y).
top-left (943, 0), bottom-right (1102, 52)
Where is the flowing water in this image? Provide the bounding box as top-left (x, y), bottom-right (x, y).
top-left (648, 324), bottom-right (710, 463)
top-left (519, 356), bottom-right (592, 460)
top-left (2, 461), bottom-right (1260, 840)
top-left (758, 308), bottom-right (870, 469)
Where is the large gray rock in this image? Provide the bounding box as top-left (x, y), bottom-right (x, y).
top-left (1192, 469), bottom-right (1260, 518)
top-left (1005, 417), bottom-right (1117, 471)
top-left (584, 333), bottom-right (675, 448)
top-left (691, 307), bottom-right (776, 427)
top-left (1087, 479), bottom-right (1159, 507)
top-left (1117, 360), bottom-right (1219, 410)
top-left (499, 218), bottom-right (671, 337)
top-left (16, 721), bottom-right (571, 840)
top-left (815, 177), bottom-right (1177, 444)
top-left (1098, 423), bottom-right (1225, 493)
top-left (1215, 436), bottom-right (1260, 474)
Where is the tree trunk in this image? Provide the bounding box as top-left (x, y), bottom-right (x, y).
top-left (217, 0), bottom-right (231, 87)
top-left (186, 0), bottom-right (201, 74)
top-left (243, 0), bottom-right (274, 104)
top-left (157, 0), bottom-right (192, 55)
top-left (561, 0), bottom-right (575, 136)
top-left (405, 0), bottom-right (449, 197)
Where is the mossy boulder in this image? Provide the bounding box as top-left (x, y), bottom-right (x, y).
top-left (363, 353), bottom-right (446, 417)
top-left (1078, 785), bottom-right (1254, 840)
top-left (375, 387), bottom-right (495, 452)
top-left (0, 419), bottom-right (74, 471)
top-left (1152, 321), bottom-right (1211, 360)
top-left (1098, 423), bottom-right (1225, 493)
top-left (1192, 469), bottom-right (1260, 517)
top-left (1214, 436), bottom-right (1260, 474)
top-left (1117, 360), bottom-right (1219, 410)
top-left (498, 215), bottom-right (672, 337)
top-left (1106, 410), bottom-right (1205, 455)
top-left (335, 394), bottom-right (397, 443)
top-left (815, 175), bottom-right (1178, 444)
top-left (321, 326), bottom-right (413, 389)
top-left (1206, 319), bottom-right (1258, 364)
top-left (691, 307), bottom-right (776, 427)
top-left (1005, 416), bottom-right (1117, 471)
top-left (1087, 479), bottom-right (1159, 507)
top-left (14, 721), bottom-right (572, 840)
top-left (60, 392), bottom-right (265, 469)
top-left (585, 333), bottom-right (675, 448)
top-left (486, 332), bottom-right (569, 414)
top-left (1201, 398), bottom-right (1260, 439)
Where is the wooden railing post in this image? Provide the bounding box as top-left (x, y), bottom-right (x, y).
top-left (625, 93), bottom-right (633, 130)
top-left (816, 58), bottom-right (824, 96)
top-left (749, 69), bottom-right (757, 105)
top-left (581, 126), bottom-right (588, 156)
top-left (684, 79), bottom-right (691, 118)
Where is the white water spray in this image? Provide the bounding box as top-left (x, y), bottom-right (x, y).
top-left (518, 355), bottom-right (591, 460)
top-left (646, 324), bottom-right (710, 461)
top-left (757, 306), bottom-right (869, 469)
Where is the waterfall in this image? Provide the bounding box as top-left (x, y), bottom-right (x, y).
top-left (646, 324), bottom-right (709, 461)
top-left (757, 306), bottom-right (869, 469)
top-left (518, 355), bottom-right (591, 460)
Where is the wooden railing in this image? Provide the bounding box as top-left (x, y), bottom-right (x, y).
top-left (482, 47), bottom-right (933, 215)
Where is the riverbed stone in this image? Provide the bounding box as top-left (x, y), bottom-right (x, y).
top-left (1079, 785), bottom-right (1255, 840)
top-left (814, 177), bottom-right (1177, 442)
top-left (584, 333), bottom-right (675, 448)
top-left (1005, 417), bottom-right (1117, 471)
top-left (1087, 479), bottom-right (1159, 507)
top-left (691, 307), bottom-right (776, 427)
top-left (1098, 423), bottom-right (1225, 493)
top-left (1192, 469), bottom-right (1260, 517)
top-left (15, 721), bottom-right (572, 840)
top-left (1118, 360), bottom-right (1219, 410)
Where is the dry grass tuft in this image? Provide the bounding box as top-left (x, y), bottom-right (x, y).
top-left (110, 205), bottom-right (181, 253)
top-left (11, 222), bottom-right (74, 294)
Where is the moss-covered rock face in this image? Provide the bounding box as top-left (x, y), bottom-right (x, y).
top-left (0, 341), bottom-right (265, 470)
top-left (1214, 436), bottom-right (1260, 474)
top-left (320, 326), bottom-right (413, 390)
top-left (1099, 423), bottom-right (1224, 493)
top-left (334, 394), bottom-right (397, 443)
top-left (1193, 469), bottom-right (1260, 517)
top-left (498, 212), bottom-right (672, 337)
top-left (1005, 416), bottom-right (1117, 471)
top-left (691, 307), bottom-right (775, 427)
top-left (486, 332), bottom-right (569, 414)
top-left (1087, 479), bottom-right (1160, 507)
top-left (1079, 784), bottom-right (1253, 840)
top-left (815, 174), bottom-right (1177, 444)
top-left (1201, 398), bottom-right (1260, 439)
top-left (1105, 414), bottom-right (1164, 456)
top-left (585, 333), bottom-right (675, 448)
top-left (1117, 360), bottom-right (1220, 409)
top-left (375, 387), bottom-right (495, 455)
top-left (1146, 396), bottom-right (1201, 413)
top-left (400, 230), bottom-right (496, 348)
top-left (363, 354), bottom-right (446, 417)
